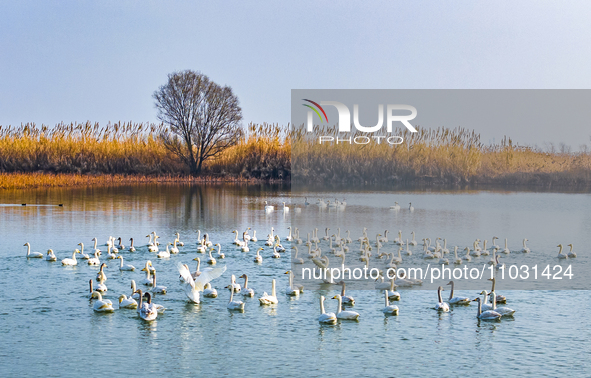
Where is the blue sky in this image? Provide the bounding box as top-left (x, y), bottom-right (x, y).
top-left (1, 1), bottom-right (591, 148)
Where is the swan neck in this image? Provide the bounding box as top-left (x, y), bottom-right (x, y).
top-left (320, 297), bottom-right (325, 314)
top-left (271, 279), bottom-right (276, 297)
top-left (449, 282), bottom-right (454, 300)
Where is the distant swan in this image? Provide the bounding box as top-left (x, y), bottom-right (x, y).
top-left (521, 238), bottom-right (530, 253)
top-left (567, 243), bottom-right (577, 258)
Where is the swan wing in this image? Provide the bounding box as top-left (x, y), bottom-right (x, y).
top-left (177, 263), bottom-right (196, 288)
top-left (194, 265), bottom-right (227, 291)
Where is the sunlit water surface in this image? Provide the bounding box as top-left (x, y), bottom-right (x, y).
top-left (0, 185), bottom-right (589, 377)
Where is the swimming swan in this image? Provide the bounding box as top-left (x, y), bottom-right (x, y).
top-left (446, 280), bottom-right (470, 305)
top-left (318, 295), bottom-right (337, 324)
top-left (434, 286), bottom-right (450, 312)
top-left (259, 279), bottom-right (278, 305)
top-left (61, 249), bottom-right (80, 266)
top-left (24, 243), bottom-right (43, 258)
top-left (331, 295), bottom-right (360, 320)
top-left (92, 291), bottom-right (114, 313)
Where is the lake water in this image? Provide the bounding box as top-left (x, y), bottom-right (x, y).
top-left (0, 184), bottom-right (589, 377)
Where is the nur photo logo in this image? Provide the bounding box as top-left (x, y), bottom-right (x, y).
top-left (302, 99), bottom-right (418, 145)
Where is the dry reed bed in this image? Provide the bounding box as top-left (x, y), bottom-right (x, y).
top-left (292, 127), bottom-right (591, 185)
top-left (1, 122), bottom-right (590, 189)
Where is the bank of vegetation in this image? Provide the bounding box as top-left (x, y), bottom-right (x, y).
top-left (1, 122), bottom-right (590, 190)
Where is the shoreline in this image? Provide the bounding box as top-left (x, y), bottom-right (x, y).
top-left (2, 171), bottom-right (590, 192)
top-left (0, 172), bottom-right (288, 190)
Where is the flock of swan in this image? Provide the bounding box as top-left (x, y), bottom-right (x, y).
top-left (21, 197), bottom-right (579, 324)
top-left (23, 220), bottom-right (532, 324)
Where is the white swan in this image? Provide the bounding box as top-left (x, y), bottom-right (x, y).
top-left (24, 243), bottom-right (43, 258)
top-left (490, 292), bottom-right (515, 317)
top-left (148, 234), bottom-right (159, 252)
top-left (87, 251), bottom-right (101, 265)
top-left (106, 245), bottom-right (117, 260)
top-left (91, 237), bottom-right (101, 254)
top-left (284, 271), bottom-right (301, 296)
top-left (389, 202), bottom-right (401, 211)
top-left (77, 242), bottom-right (90, 259)
top-left (141, 261), bottom-right (154, 286)
top-left (502, 238), bottom-right (510, 254)
top-left (177, 262), bottom-right (226, 304)
top-left (318, 295), bottom-right (337, 324)
top-left (488, 278), bottom-right (507, 303)
top-left (521, 238), bottom-right (530, 253)
top-left (203, 283), bottom-right (218, 298)
top-left (480, 240), bottom-right (490, 256)
top-left (117, 255), bottom-right (135, 271)
top-left (408, 202), bottom-right (414, 211)
top-left (272, 245), bottom-right (281, 259)
top-left (258, 279), bottom-right (278, 305)
top-left (254, 247), bottom-right (263, 263)
top-left (337, 281), bottom-right (355, 305)
top-left (169, 240), bottom-right (179, 254)
top-left (462, 247), bottom-right (472, 262)
top-left (251, 230), bottom-right (258, 242)
top-left (227, 282), bottom-right (245, 311)
top-left (61, 249), bottom-right (80, 266)
top-left (567, 243), bottom-right (577, 258)
top-left (292, 246), bottom-right (304, 264)
top-left (478, 290), bottom-right (494, 311)
top-left (382, 290), bottom-right (399, 315)
top-left (157, 243), bottom-right (171, 259)
top-left (130, 280), bottom-right (140, 299)
top-left (282, 201), bottom-right (289, 213)
top-left (409, 231), bottom-right (418, 246)
top-left (446, 280), bottom-right (470, 305)
top-left (213, 243), bottom-right (225, 259)
top-left (174, 232), bottom-right (185, 247)
top-left (226, 274), bottom-right (241, 292)
top-left (150, 271), bottom-right (167, 294)
top-left (129, 238), bottom-right (136, 252)
top-left (45, 249), bottom-right (57, 261)
top-left (118, 294), bottom-right (138, 309)
top-left (92, 291), bottom-right (114, 313)
top-left (206, 247), bottom-right (216, 265)
top-left (239, 274), bottom-right (255, 297)
top-left (470, 241), bottom-right (481, 257)
top-left (557, 244), bottom-right (568, 259)
top-left (453, 246), bottom-right (462, 265)
top-left (472, 297), bottom-right (501, 320)
top-left (434, 286), bottom-right (450, 312)
top-left (332, 295), bottom-right (360, 320)
top-left (264, 200), bottom-right (274, 212)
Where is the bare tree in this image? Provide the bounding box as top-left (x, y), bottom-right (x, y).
top-left (153, 70), bottom-right (243, 175)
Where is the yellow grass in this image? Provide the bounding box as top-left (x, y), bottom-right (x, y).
top-left (1, 121), bottom-right (590, 189)
top-left (292, 127), bottom-right (591, 185)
